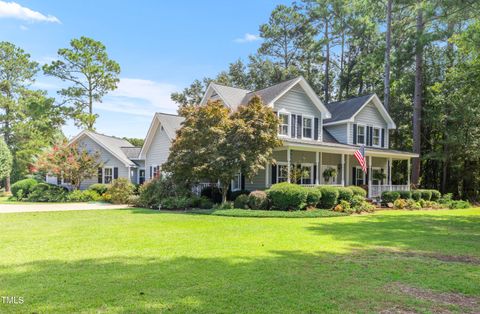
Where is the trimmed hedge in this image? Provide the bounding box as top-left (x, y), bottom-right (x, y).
top-left (337, 187), bottom-right (354, 202)
top-left (418, 189), bottom-right (432, 201)
top-left (317, 186), bottom-right (339, 209)
top-left (27, 183), bottom-right (69, 202)
top-left (88, 183), bottom-right (109, 195)
top-left (234, 194), bottom-right (249, 209)
top-left (381, 191), bottom-right (400, 203)
top-left (348, 186), bottom-right (367, 198)
top-left (11, 178), bottom-right (38, 199)
top-left (411, 190), bottom-right (422, 201)
top-left (228, 189), bottom-right (250, 201)
top-left (305, 188), bottom-right (322, 207)
top-left (248, 190), bottom-right (269, 210)
top-left (430, 190), bottom-right (441, 201)
top-left (398, 191), bottom-right (412, 199)
top-left (266, 182), bottom-right (307, 211)
top-left (68, 190), bottom-right (101, 202)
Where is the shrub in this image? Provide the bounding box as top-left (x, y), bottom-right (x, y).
top-left (107, 178), bottom-right (134, 204)
top-left (398, 191), bottom-right (412, 199)
top-left (234, 194), bottom-right (250, 209)
top-left (128, 195), bottom-right (141, 207)
top-left (248, 190), bottom-right (269, 210)
top-left (27, 183), bottom-right (69, 202)
top-left (137, 176), bottom-right (189, 208)
top-left (317, 186), bottom-right (339, 209)
top-left (419, 189), bottom-right (432, 201)
top-left (382, 191), bottom-right (400, 203)
top-left (406, 199), bottom-right (421, 210)
top-left (160, 196), bottom-right (192, 209)
top-left (350, 195), bottom-right (365, 208)
top-left (448, 200), bottom-right (471, 209)
top-left (266, 182), bottom-right (308, 211)
top-left (411, 190), bottom-right (422, 201)
top-left (67, 190), bottom-right (101, 202)
top-left (11, 178), bottom-right (38, 199)
top-left (337, 187), bottom-right (354, 203)
top-left (334, 200), bottom-right (353, 214)
top-left (228, 189), bottom-right (250, 201)
top-left (393, 198), bottom-right (407, 209)
top-left (347, 186), bottom-right (367, 198)
top-left (88, 183), bottom-right (109, 195)
top-left (439, 193), bottom-right (453, 204)
top-left (213, 202), bottom-right (234, 210)
top-left (430, 190), bottom-right (441, 201)
top-left (201, 186), bottom-right (223, 204)
top-left (305, 188), bottom-right (321, 208)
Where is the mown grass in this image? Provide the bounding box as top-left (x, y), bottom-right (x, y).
top-left (0, 207), bottom-right (479, 313)
top-left (187, 208), bottom-right (348, 218)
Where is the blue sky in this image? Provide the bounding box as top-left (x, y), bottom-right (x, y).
top-left (0, 0), bottom-right (289, 139)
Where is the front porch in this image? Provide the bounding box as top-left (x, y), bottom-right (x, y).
top-left (266, 146), bottom-right (413, 198)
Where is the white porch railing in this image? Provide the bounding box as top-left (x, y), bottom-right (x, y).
top-left (192, 183), bottom-right (220, 196)
top-left (299, 183), bottom-right (344, 188)
top-left (370, 185), bottom-right (409, 198)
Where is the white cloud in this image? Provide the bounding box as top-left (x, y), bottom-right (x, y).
top-left (0, 1), bottom-right (60, 23)
top-left (234, 33), bottom-right (261, 43)
top-left (96, 78), bottom-right (179, 116)
top-left (19, 24), bottom-right (27, 30)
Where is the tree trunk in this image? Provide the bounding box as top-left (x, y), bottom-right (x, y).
top-left (221, 182), bottom-right (229, 204)
top-left (384, 0), bottom-right (392, 112)
top-left (339, 23), bottom-right (345, 101)
top-left (324, 18), bottom-right (330, 104)
top-left (412, 3), bottom-right (423, 186)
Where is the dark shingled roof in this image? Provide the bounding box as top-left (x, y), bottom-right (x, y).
top-left (120, 147), bottom-right (142, 159)
top-left (324, 94), bottom-right (374, 124)
top-left (322, 127), bottom-right (339, 143)
top-left (241, 77), bottom-right (300, 106)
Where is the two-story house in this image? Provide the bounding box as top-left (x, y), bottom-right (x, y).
top-left (140, 76), bottom-right (418, 198)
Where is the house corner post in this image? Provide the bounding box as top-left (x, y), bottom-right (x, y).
top-left (368, 155), bottom-right (373, 198)
top-left (389, 157), bottom-right (393, 186)
top-left (315, 151), bottom-right (319, 185)
top-left (346, 154), bottom-right (350, 185)
top-left (407, 158), bottom-right (411, 189)
top-left (341, 154), bottom-right (345, 186)
top-left (287, 148), bottom-right (291, 183)
top-left (265, 162), bottom-right (269, 188)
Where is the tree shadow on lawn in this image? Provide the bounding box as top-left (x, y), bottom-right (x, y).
top-left (1, 250), bottom-right (479, 313)
top-left (306, 212), bottom-right (480, 258)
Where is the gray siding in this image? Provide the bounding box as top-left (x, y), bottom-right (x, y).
top-left (245, 168), bottom-right (267, 191)
top-left (77, 136), bottom-right (129, 190)
top-left (145, 124), bottom-right (172, 180)
top-left (325, 124), bottom-right (348, 144)
top-left (352, 101), bottom-right (389, 147)
top-left (274, 84), bottom-right (323, 141)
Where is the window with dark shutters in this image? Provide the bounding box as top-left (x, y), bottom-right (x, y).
top-left (314, 118), bottom-right (319, 140)
top-left (113, 167), bottom-right (118, 179)
top-left (381, 128), bottom-right (385, 147)
top-left (98, 168), bottom-right (103, 183)
top-left (353, 124), bottom-right (357, 144)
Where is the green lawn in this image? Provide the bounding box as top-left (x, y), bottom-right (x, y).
top-left (0, 208), bottom-right (479, 313)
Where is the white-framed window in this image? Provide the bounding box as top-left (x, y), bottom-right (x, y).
top-left (153, 165), bottom-right (160, 178)
top-left (231, 172), bottom-right (241, 191)
top-left (104, 167), bottom-right (113, 184)
top-left (277, 163), bottom-right (288, 183)
top-left (355, 167), bottom-right (365, 186)
top-left (372, 127), bottom-right (381, 147)
top-left (357, 125), bottom-right (366, 145)
top-left (278, 112), bottom-right (290, 136)
top-left (303, 116), bottom-right (313, 139)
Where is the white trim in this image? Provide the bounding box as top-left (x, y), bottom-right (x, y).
top-left (372, 127), bottom-right (381, 147)
top-left (269, 77), bottom-right (332, 119)
top-left (356, 124), bottom-right (366, 145)
top-left (103, 167), bottom-right (114, 184)
top-left (231, 172), bottom-right (242, 191)
top-left (277, 111), bottom-right (291, 137)
top-left (302, 115), bottom-right (314, 139)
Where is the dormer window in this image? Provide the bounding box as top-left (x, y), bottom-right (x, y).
top-left (357, 125), bottom-right (366, 145)
top-left (278, 113), bottom-right (290, 136)
top-left (303, 116), bottom-right (313, 139)
top-left (372, 127), bottom-right (381, 147)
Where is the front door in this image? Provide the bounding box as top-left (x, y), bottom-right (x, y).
top-left (139, 169), bottom-right (145, 184)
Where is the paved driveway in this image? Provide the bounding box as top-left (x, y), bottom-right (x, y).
top-left (0, 202), bottom-right (130, 214)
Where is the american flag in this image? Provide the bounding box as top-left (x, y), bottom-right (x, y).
top-left (354, 145), bottom-right (367, 173)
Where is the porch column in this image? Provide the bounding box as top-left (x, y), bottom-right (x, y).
top-left (315, 152), bottom-right (320, 185)
top-left (287, 148), bottom-right (291, 183)
top-left (346, 154), bottom-right (350, 186)
top-left (407, 158), bottom-right (411, 188)
top-left (341, 154), bottom-right (345, 186)
top-left (319, 152), bottom-right (323, 184)
top-left (388, 157), bottom-right (392, 186)
top-left (265, 162), bottom-right (269, 188)
top-left (368, 155), bottom-right (373, 198)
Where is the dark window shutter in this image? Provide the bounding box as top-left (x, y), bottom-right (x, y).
top-left (149, 166), bottom-right (152, 179)
top-left (113, 167), bottom-right (118, 179)
top-left (291, 114), bottom-right (296, 137)
top-left (271, 164), bottom-right (277, 184)
top-left (353, 124), bottom-right (357, 144)
top-left (366, 126), bottom-right (370, 146)
top-left (241, 174), bottom-right (245, 190)
top-left (381, 128), bottom-right (385, 147)
top-left (98, 168), bottom-right (103, 183)
top-left (369, 127), bottom-right (373, 146)
top-left (57, 176), bottom-right (62, 185)
top-left (314, 118), bottom-right (319, 140)
top-left (352, 167), bottom-right (357, 185)
top-left (313, 165), bottom-right (317, 183)
top-left (297, 115), bottom-right (302, 138)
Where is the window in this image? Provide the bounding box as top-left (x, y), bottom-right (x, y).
top-left (104, 167), bottom-right (113, 184)
top-left (278, 113), bottom-right (289, 136)
top-left (153, 166), bottom-right (160, 178)
top-left (277, 164), bottom-right (288, 183)
top-left (303, 117), bottom-right (313, 139)
top-left (231, 172), bottom-right (241, 191)
top-left (372, 127), bottom-right (381, 146)
top-left (139, 169), bottom-right (145, 185)
top-left (355, 167), bottom-right (365, 186)
top-left (357, 125), bottom-right (366, 145)
top-left (372, 168), bottom-right (384, 185)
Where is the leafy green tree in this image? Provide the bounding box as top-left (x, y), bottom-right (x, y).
top-left (123, 137), bottom-right (144, 147)
top-left (43, 36), bottom-right (121, 130)
top-left (35, 141), bottom-right (102, 190)
top-left (0, 137), bottom-right (12, 184)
